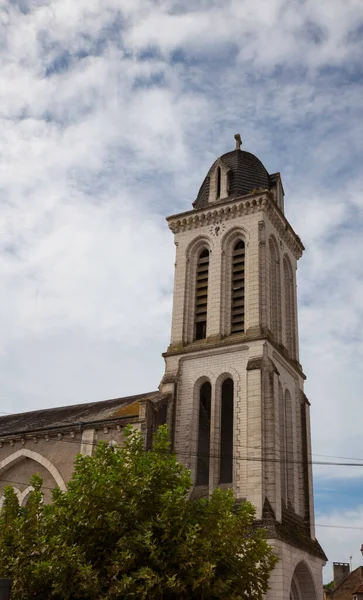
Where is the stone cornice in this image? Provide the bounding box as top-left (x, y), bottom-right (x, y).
top-left (164, 332), bottom-right (306, 380)
top-left (167, 192), bottom-right (304, 259)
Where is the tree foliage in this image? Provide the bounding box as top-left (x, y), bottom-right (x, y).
top-left (0, 425), bottom-right (277, 599)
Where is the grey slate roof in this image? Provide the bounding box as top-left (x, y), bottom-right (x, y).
top-left (0, 391), bottom-right (160, 436)
top-left (193, 149), bottom-right (270, 209)
top-left (257, 498), bottom-right (328, 561)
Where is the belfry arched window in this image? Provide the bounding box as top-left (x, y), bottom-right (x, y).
top-left (285, 389), bottom-right (294, 504)
top-left (231, 240), bottom-right (245, 334)
top-left (283, 256), bottom-right (296, 359)
top-left (219, 378), bottom-right (234, 483)
top-left (280, 386), bottom-right (294, 506)
top-left (269, 237), bottom-right (281, 340)
top-left (194, 248), bottom-right (209, 340)
top-left (279, 383), bottom-right (287, 503)
top-left (196, 381), bottom-right (211, 485)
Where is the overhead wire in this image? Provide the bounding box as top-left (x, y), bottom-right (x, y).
top-left (2, 430), bottom-right (363, 468)
top-left (0, 472), bottom-right (362, 533)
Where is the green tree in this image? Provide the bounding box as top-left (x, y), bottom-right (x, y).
top-left (0, 425), bottom-right (277, 599)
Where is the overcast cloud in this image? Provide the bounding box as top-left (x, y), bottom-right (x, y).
top-left (1, 0), bottom-right (363, 582)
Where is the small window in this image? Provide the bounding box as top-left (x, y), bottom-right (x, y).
top-left (216, 166), bottom-right (221, 199)
top-left (195, 248), bottom-right (209, 340)
top-left (231, 240), bottom-right (245, 334)
top-left (196, 382), bottom-right (211, 485)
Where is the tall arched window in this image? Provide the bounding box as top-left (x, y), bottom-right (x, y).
top-left (279, 386), bottom-right (294, 506)
top-left (285, 389), bottom-right (294, 504)
top-left (279, 383), bottom-right (287, 504)
top-left (216, 166), bottom-right (221, 199)
top-left (231, 240), bottom-right (245, 334)
top-left (269, 237), bottom-right (281, 340)
top-left (283, 256), bottom-right (296, 359)
top-left (194, 248), bottom-right (209, 340)
top-left (196, 381), bottom-right (211, 485)
top-left (219, 378), bottom-right (234, 483)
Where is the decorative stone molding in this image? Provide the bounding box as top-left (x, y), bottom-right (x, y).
top-left (80, 429), bottom-right (95, 456)
top-left (246, 357), bottom-right (263, 371)
top-left (258, 220), bottom-right (266, 244)
top-left (0, 485), bottom-right (37, 508)
top-left (167, 193), bottom-right (304, 260)
top-left (0, 449), bottom-right (66, 491)
top-left (19, 485), bottom-right (34, 506)
top-left (264, 200), bottom-right (304, 258)
top-left (168, 195), bottom-right (267, 234)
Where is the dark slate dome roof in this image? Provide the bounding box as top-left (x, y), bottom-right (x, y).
top-left (194, 148), bottom-right (270, 209)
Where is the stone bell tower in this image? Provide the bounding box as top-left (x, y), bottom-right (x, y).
top-left (160, 134), bottom-right (326, 599)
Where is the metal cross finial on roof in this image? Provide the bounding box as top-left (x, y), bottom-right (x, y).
top-left (234, 133), bottom-right (242, 150)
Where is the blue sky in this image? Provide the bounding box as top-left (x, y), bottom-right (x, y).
top-left (1, 0), bottom-right (363, 583)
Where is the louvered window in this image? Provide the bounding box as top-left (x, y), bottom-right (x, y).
top-left (195, 248), bottom-right (209, 340)
top-left (231, 240), bottom-right (245, 334)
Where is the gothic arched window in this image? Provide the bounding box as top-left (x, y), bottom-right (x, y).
top-left (216, 166), bottom-right (221, 199)
top-left (283, 256), bottom-right (296, 359)
top-left (269, 237), bottom-right (281, 340)
top-left (285, 389), bottom-right (294, 504)
top-left (279, 386), bottom-right (294, 506)
top-left (196, 381), bottom-right (212, 485)
top-left (194, 248), bottom-right (209, 340)
top-left (231, 240), bottom-right (245, 334)
top-left (219, 378), bottom-right (234, 483)
top-left (279, 382), bottom-right (287, 503)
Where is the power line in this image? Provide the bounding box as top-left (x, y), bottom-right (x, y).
top-left (315, 524), bottom-right (363, 531)
top-left (2, 408), bottom-right (363, 465)
top-left (2, 449), bottom-right (363, 492)
top-left (2, 431), bottom-right (363, 469)
top-left (1, 474), bottom-right (363, 534)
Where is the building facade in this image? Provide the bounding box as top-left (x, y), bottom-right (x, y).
top-left (0, 135), bottom-right (326, 598)
top-left (159, 135), bottom-right (326, 598)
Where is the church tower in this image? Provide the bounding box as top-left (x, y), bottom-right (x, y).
top-left (160, 135), bottom-right (326, 599)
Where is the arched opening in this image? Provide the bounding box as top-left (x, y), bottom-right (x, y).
top-left (279, 382), bottom-right (287, 504)
top-left (285, 389), bottom-right (294, 505)
top-left (0, 449), bottom-right (66, 491)
top-left (284, 255), bottom-right (296, 359)
top-left (231, 240), bottom-right (245, 334)
top-left (216, 166), bottom-right (221, 199)
top-left (20, 486), bottom-right (34, 507)
top-left (194, 248), bottom-right (209, 340)
top-left (290, 561), bottom-right (317, 600)
top-left (269, 237), bottom-right (281, 341)
top-left (196, 381), bottom-right (211, 485)
top-left (219, 378), bottom-right (234, 483)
